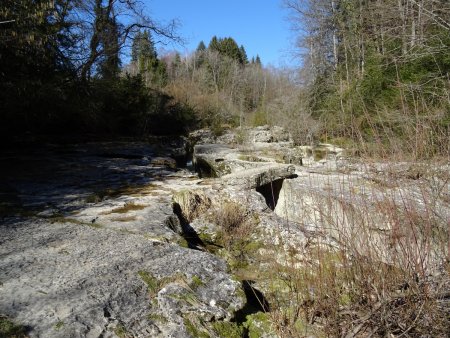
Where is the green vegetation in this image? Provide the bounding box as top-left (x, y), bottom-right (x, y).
top-left (53, 321), bottom-right (64, 330)
top-left (285, 0), bottom-right (450, 157)
top-left (183, 317), bottom-right (210, 338)
top-left (113, 324), bottom-right (128, 338)
top-left (243, 312), bottom-right (273, 338)
top-left (148, 313), bottom-right (168, 324)
top-left (0, 316), bottom-right (27, 338)
top-left (138, 271), bottom-right (188, 298)
top-left (169, 291), bottom-right (200, 307)
top-left (176, 237), bottom-right (190, 248)
top-left (137, 271), bottom-right (161, 297)
top-left (0, 1), bottom-right (194, 143)
top-left (212, 321), bottom-right (244, 338)
top-left (190, 275), bottom-right (204, 289)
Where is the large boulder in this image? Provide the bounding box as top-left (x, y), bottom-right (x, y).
top-left (248, 125), bottom-right (291, 143)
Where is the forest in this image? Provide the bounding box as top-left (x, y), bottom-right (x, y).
top-left (1, 0), bottom-right (449, 157)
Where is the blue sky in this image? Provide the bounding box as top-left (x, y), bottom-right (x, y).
top-left (143, 0), bottom-right (294, 67)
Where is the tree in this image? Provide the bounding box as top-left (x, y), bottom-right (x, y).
top-left (129, 30), bottom-right (167, 87)
top-left (196, 41), bottom-right (206, 52)
top-left (255, 55), bottom-right (262, 67)
top-left (97, 7), bottom-right (121, 79)
top-left (208, 36), bottom-right (247, 65)
top-left (132, 30), bottom-right (156, 62)
top-left (0, 0), bottom-right (182, 139)
top-left (284, 0), bottom-right (450, 155)
top-left (239, 45), bottom-right (248, 64)
top-left (79, 0), bottom-right (180, 80)
top-left (0, 0), bottom-right (78, 134)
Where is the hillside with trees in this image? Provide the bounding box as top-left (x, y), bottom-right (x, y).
top-left (1, 1), bottom-right (448, 155)
top-left (284, 0), bottom-right (450, 157)
top-left (0, 0), bottom-right (191, 141)
top-left (0, 1), bottom-right (301, 143)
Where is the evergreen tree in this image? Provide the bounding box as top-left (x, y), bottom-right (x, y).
top-left (207, 36), bottom-right (245, 64)
top-left (195, 41), bottom-right (206, 68)
top-left (239, 45), bottom-right (248, 64)
top-left (255, 55), bottom-right (262, 67)
top-left (208, 36), bottom-right (220, 51)
top-left (0, 0), bottom-right (76, 134)
top-left (196, 41), bottom-right (206, 52)
top-left (221, 37), bottom-right (241, 63)
top-left (131, 30), bottom-right (166, 87)
top-left (99, 15), bottom-right (120, 79)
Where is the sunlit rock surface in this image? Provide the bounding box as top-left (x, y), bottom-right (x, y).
top-left (1, 130), bottom-right (448, 337)
top-left (0, 141), bottom-right (244, 338)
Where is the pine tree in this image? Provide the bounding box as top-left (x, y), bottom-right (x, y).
top-left (207, 36), bottom-right (245, 64)
top-left (255, 55), bottom-right (262, 67)
top-left (239, 45), bottom-right (248, 64)
top-left (131, 30), bottom-right (166, 87)
top-left (196, 41), bottom-right (206, 52)
top-left (208, 36), bottom-right (220, 51)
top-left (99, 15), bottom-right (120, 79)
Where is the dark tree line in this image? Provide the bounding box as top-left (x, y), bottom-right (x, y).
top-left (0, 0), bottom-right (191, 141)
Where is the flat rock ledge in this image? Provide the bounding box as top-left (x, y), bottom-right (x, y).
top-left (222, 164), bottom-right (296, 189)
top-left (0, 142), bottom-right (245, 338)
top-left (0, 218), bottom-right (244, 338)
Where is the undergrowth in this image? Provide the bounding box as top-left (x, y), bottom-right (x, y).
top-left (262, 149), bottom-right (449, 337)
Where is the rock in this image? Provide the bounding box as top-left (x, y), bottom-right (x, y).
top-left (222, 164), bottom-right (296, 189)
top-left (250, 126), bottom-right (274, 143)
top-left (0, 142), bottom-right (245, 338)
top-left (247, 125), bottom-right (291, 143)
top-left (192, 144), bottom-right (237, 177)
top-left (270, 126), bottom-right (291, 142)
top-left (215, 132), bottom-right (237, 145)
top-left (172, 190), bottom-right (211, 224)
top-left (150, 157), bottom-right (177, 169)
top-left (188, 129), bottom-right (216, 146)
top-left (0, 216), bottom-right (244, 338)
top-left (6, 133), bottom-right (445, 338)
top-left (273, 169), bottom-right (449, 266)
top-left (192, 143), bottom-right (295, 180)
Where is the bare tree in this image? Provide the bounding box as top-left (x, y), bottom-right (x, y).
top-left (71, 0), bottom-right (181, 79)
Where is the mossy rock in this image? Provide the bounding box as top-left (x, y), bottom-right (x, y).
top-left (183, 317), bottom-right (210, 338)
top-left (212, 321), bottom-right (244, 338)
top-left (148, 313), bottom-right (168, 324)
top-left (190, 275), bottom-right (204, 289)
top-left (114, 324), bottom-right (128, 338)
top-left (138, 271), bottom-right (186, 298)
top-left (313, 148), bottom-right (328, 161)
top-left (243, 312), bottom-right (274, 338)
top-left (0, 316), bottom-right (27, 338)
top-left (177, 237), bottom-right (189, 248)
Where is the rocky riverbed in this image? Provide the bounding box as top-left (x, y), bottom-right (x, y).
top-left (1, 127), bottom-right (449, 337)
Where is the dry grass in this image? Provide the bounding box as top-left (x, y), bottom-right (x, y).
top-left (264, 158), bottom-right (449, 337)
top-left (209, 201), bottom-right (255, 251)
top-left (172, 190), bottom-right (211, 223)
top-left (105, 202), bottom-right (146, 214)
top-left (110, 215), bottom-right (138, 222)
